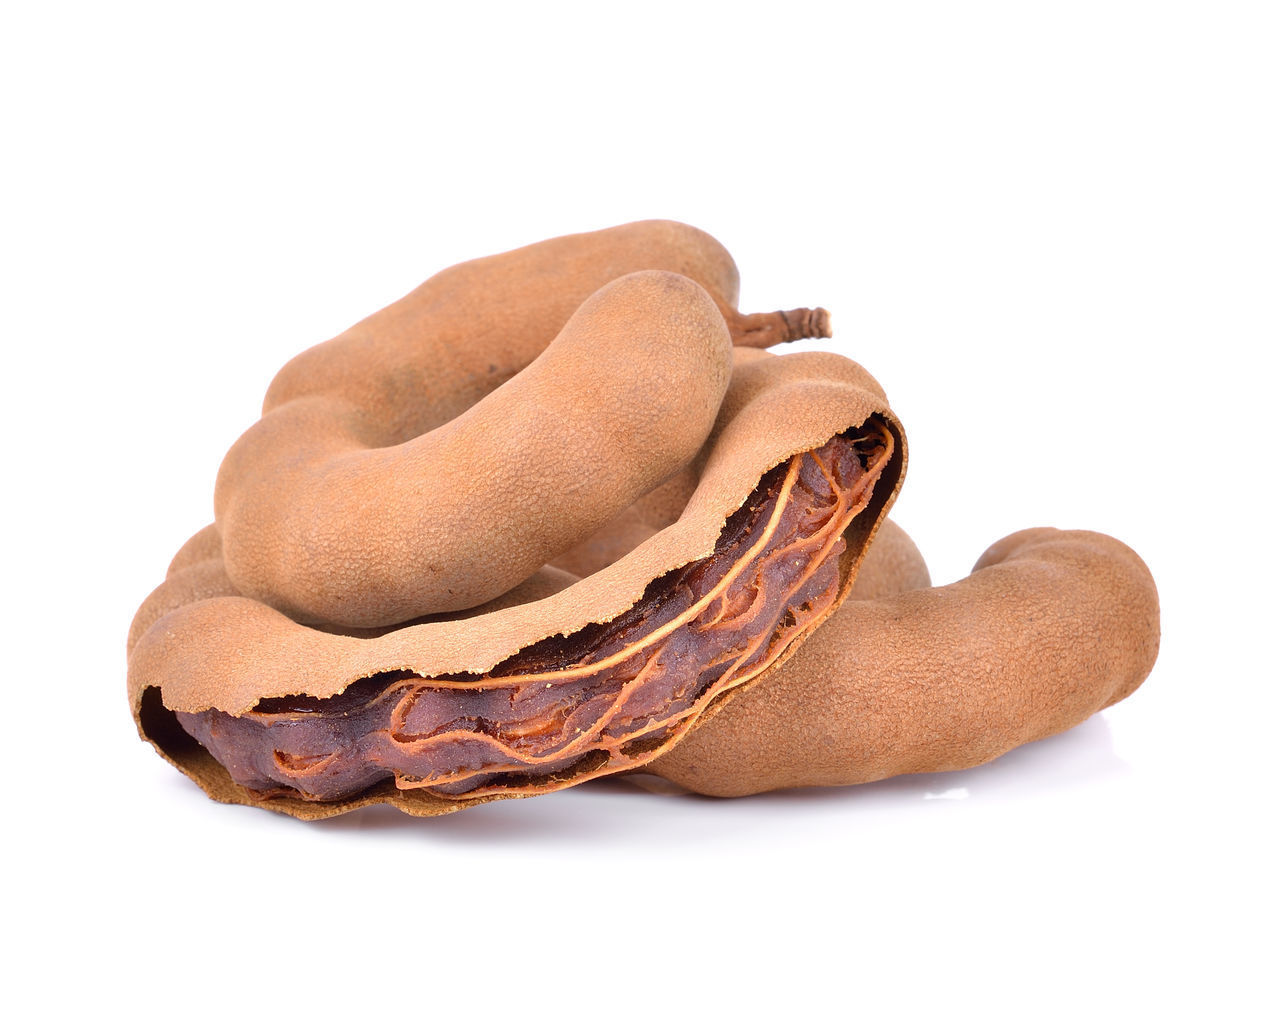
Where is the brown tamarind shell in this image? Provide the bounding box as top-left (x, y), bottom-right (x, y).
top-left (216, 270), bottom-right (737, 627)
top-left (128, 348), bottom-right (906, 819)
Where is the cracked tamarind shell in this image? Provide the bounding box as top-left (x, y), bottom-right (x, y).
top-left (128, 348), bottom-right (905, 819)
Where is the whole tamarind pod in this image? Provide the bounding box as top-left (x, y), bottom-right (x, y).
top-left (129, 349), bottom-right (905, 820)
top-left (217, 221), bottom-right (833, 627)
top-left (643, 528), bottom-right (1158, 796)
top-left (261, 219), bottom-right (829, 441)
top-left (217, 271), bottom-right (734, 627)
top-left (129, 531), bottom-right (580, 652)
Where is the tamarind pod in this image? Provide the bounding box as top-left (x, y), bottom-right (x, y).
top-left (130, 550), bottom-right (580, 656)
top-left (125, 524), bottom-right (234, 654)
top-left (147, 433), bottom-right (888, 813)
top-left (548, 506), bottom-right (659, 580)
top-left (128, 558), bottom-right (238, 657)
top-left (846, 518), bottom-right (931, 601)
top-left (261, 220), bottom-right (827, 441)
top-left (550, 345), bottom-right (916, 582)
top-left (216, 271), bottom-right (733, 627)
top-left (129, 350), bottom-right (905, 820)
top-left (643, 528), bottom-right (1158, 796)
top-left (136, 356), bottom-right (847, 630)
top-left (130, 518), bottom-right (923, 802)
top-left (166, 523), bottom-right (222, 577)
top-left (595, 349), bottom-right (775, 539)
top-left (551, 346), bottom-right (910, 584)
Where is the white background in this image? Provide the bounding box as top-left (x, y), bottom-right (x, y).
top-left (4, 2), bottom-right (1276, 1014)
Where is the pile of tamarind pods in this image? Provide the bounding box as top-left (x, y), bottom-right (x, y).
top-left (127, 220), bottom-right (1160, 820)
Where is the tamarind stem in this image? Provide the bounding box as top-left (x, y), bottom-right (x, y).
top-left (730, 307), bottom-right (833, 348)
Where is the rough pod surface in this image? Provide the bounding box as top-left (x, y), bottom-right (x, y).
top-left (644, 526), bottom-right (1160, 794)
top-left (215, 220), bottom-right (832, 628)
top-left (217, 270), bottom-right (735, 626)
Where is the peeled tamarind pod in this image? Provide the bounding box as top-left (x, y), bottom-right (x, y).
top-left (128, 350), bottom-right (905, 820)
top-left (261, 219), bottom-right (829, 440)
top-left (217, 271), bottom-right (733, 627)
top-left (643, 528), bottom-right (1158, 796)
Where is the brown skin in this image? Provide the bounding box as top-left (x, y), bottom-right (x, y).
top-left (559, 511), bottom-right (1158, 797)
top-left (257, 220), bottom-right (827, 438)
top-left (216, 271), bottom-right (734, 627)
top-left (215, 220), bottom-right (830, 629)
top-left (843, 517), bottom-right (932, 601)
top-left (645, 527), bottom-right (1158, 796)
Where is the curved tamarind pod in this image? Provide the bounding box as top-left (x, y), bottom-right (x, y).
top-left (166, 524), bottom-right (222, 578)
top-left (261, 220), bottom-right (828, 439)
top-left (845, 518), bottom-right (931, 601)
top-left (128, 558), bottom-right (238, 658)
top-left (643, 528), bottom-right (1158, 796)
top-left (549, 505), bottom-right (660, 580)
top-left (129, 350), bottom-right (905, 820)
top-left (217, 271), bottom-right (733, 627)
top-left (549, 347), bottom-right (876, 582)
top-left (217, 218), bottom-right (833, 627)
top-left (131, 543), bottom-right (580, 654)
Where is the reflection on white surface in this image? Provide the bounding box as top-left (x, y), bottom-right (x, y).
top-left (865, 710), bottom-right (1125, 801)
top-left (305, 711), bottom-right (1127, 842)
top-left (922, 787), bottom-right (969, 800)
